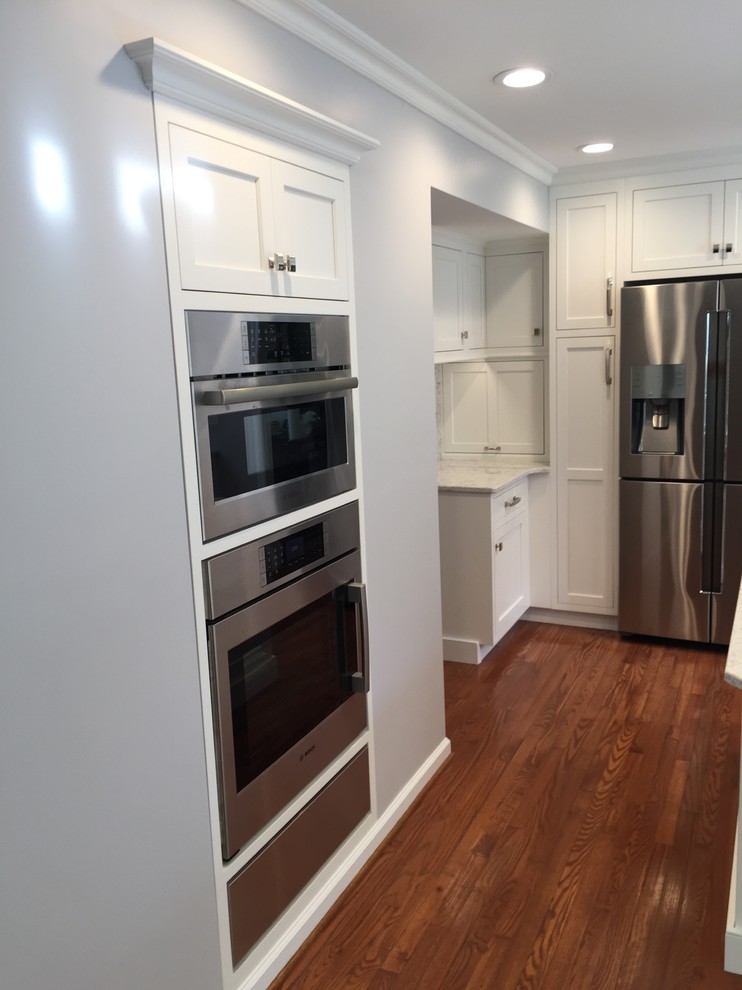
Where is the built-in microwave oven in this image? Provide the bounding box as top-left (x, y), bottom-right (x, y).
top-left (186, 311), bottom-right (357, 541)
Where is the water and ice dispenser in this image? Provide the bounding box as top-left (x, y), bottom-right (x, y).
top-left (630, 364), bottom-right (685, 454)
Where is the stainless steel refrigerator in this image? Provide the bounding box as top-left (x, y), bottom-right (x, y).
top-left (619, 276), bottom-right (742, 645)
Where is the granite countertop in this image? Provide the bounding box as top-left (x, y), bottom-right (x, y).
top-left (724, 585), bottom-right (742, 689)
top-left (437, 456), bottom-right (549, 494)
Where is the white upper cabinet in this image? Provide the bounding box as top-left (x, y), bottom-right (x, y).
top-left (432, 242), bottom-right (485, 352)
top-left (555, 193), bottom-right (617, 331)
top-left (631, 179), bottom-right (742, 272)
top-left (441, 360), bottom-right (544, 455)
top-left (169, 123), bottom-right (348, 299)
top-left (486, 251), bottom-right (544, 348)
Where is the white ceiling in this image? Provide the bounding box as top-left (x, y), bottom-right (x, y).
top-left (315, 0), bottom-right (742, 173)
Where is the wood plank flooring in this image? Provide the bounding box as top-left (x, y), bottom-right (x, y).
top-left (268, 621), bottom-right (742, 990)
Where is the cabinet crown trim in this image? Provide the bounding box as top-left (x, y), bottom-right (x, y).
top-left (125, 37), bottom-right (380, 165)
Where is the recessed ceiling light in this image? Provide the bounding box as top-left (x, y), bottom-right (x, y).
top-left (494, 67), bottom-right (549, 89)
top-left (579, 142), bottom-right (615, 154)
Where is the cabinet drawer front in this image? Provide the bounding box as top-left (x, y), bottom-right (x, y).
top-left (491, 481), bottom-right (528, 529)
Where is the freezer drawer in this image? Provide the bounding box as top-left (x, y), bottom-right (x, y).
top-left (619, 479), bottom-right (708, 641)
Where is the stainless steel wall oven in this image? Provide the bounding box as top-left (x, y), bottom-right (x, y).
top-left (187, 311), bottom-right (357, 541)
top-left (203, 501), bottom-right (369, 864)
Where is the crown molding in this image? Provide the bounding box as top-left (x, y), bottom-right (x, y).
top-left (125, 36), bottom-right (379, 165)
top-left (233, 0), bottom-right (557, 186)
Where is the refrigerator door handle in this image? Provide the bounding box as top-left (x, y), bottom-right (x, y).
top-left (701, 482), bottom-right (725, 594)
top-left (702, 311), bottom-right (719, 480)
top-left (715, 310), bottom-right (731, 480)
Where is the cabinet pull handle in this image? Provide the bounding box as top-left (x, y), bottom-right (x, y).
top-left (269, 252), bottom-right (286, 271)
top-left (504, 496), bottom-right (521, 508)
top-left (286, 253), bottom-right (297, 271)
top-left (725, 243), bottom-right (734, 255)
top-left (606, 277), bottom-right (614, 318)
top-left (495, 542), bottom-right (503, 552)
top-left (713, 243), bottom-right (721, 254)
top-left (605, 346), bottom-right (613, 386)
top-left (460, 330), bottom-right (469, 341)
top-left (533, 327), bottom-right (541, 336)
top-left (484, 445), bottom-right (501, 452)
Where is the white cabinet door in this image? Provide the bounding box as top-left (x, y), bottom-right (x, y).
top-left (432, 245), bottom-right (485, 353)
top-left (723, 179), bottom-right (742, 266)
top-left (441, 362), bottom-right (490, 452)
top-left (486, 252), bottom-right (544, 348)
top-left (169, 123), bottom-right (276, 295)
top-left (490, 361), bottom-right (545, 455)
top-left (493, 509), bottom-right (530, 641)
top-left (168, 123), bottom-right (349, 299)
top-left (441, 361), bottom-right (544, 455)
top-left (555, 336), bottom-right (616, 611)
top-left (432, 244), bottom-right (464, 351)
top-left (463, 253), bottom-right (486, 349)
top-left (555, 194), bottom-right (617, 331)
top-left (271, 159), bottom-right (348, 299)
top-left (631, 181), bottom-right (726, 272)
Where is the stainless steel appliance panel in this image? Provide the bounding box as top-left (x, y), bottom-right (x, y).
top-left (720, 279), bottom-right (742, 483)
top-left (227, 747), bottom-right (370, 967)
top-left (620, 280), bottom-right (718, 482)
top-left (205, 504), bottom-right (368, 861)
top-left (618, 479), bottom-right (708, 641)
top-left (186, 311), bottom-right (351, 377)
top-left (711, 483), bottom-right (742, 644)
top-left (192, 372), bottom-right (356, 541)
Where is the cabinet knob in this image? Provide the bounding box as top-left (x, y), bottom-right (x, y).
top-left (269, 252), bottom-right (286, 271)
top-left (460, 330), bottom-right (469, 341)
top-left (286, 254), bottom-right (297, 271)
top-left (713, 243), bottom-right (721, 254)
top-left (495, 542), bottom-right (503, 552)
top-left (534, 327), bottom-right (541, 336)
top-left (725, 243), bottom-right (734, 255)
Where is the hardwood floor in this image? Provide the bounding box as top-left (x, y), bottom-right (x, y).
top-left (268, 621), bottom-right (742, 990)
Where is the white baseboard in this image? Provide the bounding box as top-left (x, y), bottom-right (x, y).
top-left (524, 607), bottom-right (618, 631)
top-left (442, 636), bottom-right (492, 664)
top-left (239, 736), bottom-right (452, 990)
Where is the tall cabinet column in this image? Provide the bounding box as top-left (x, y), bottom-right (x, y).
top-left (550, 186), bottom-right (621, 615)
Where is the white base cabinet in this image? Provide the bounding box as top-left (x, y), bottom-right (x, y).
top-left (439, 482), bottom-right (530, 663)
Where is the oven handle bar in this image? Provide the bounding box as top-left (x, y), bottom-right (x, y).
top-left (199, 376), bottom-right (359, 406)
top-left (339, 581), bottom-right (370, 694)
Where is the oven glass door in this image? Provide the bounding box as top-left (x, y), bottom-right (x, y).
top-left (193, 378), bottom-right (357, 540)
top-left (210, 551), bottom-right (367, 859)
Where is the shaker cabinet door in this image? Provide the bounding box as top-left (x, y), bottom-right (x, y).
top-left (169, 123), bottom-right (276, 295)
top-left (168, 123), bottom-right (350, 299)
top-left (631, 182), bottom-right (726, 272)
top-left (555, 193), bottom-right (617, 331)
top-left (555, 336), bottom-right (616, 611)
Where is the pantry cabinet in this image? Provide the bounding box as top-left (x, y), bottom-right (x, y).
top-left (168, 122), bottom-right (349, 299)
top-left (440, 360), bottom-right (544, 455)
top-left (432, 242), bottom-right (485, 352)
top-left (554, 336), bottom-right (616, 611)
top-left (555, 193), bottom-right (617, 331)
top-left (439, 482), bottom-right (530, 663)
top-left (631, 178), bottom-right (742, 272)
top-left (485, 251), bottom-right (544, 348)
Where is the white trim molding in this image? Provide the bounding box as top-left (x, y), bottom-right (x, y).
top-left (233, 0), bottom-right (557, 186)
top-left (125, 36), bottom-right (380, 165)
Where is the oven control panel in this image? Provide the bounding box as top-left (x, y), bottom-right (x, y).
top-left (259, 522), bottom-right (327, 586)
